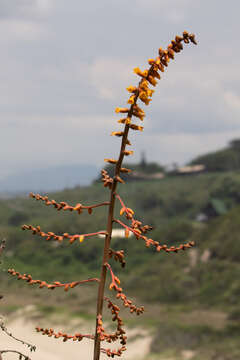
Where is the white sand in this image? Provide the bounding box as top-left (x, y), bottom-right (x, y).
top-left (0, 307), bottom-right (152, 360)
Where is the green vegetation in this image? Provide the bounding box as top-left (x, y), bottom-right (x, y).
top-left (1, 171), bottom-right (240, 301)
top-left (150, 321), bottom-right (240, 360)
top-left (2, 170), bottom-right (240, 359)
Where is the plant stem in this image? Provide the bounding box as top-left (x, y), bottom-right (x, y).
top-left (93, 71), bottom-right (145, 360)
top-left (93, 124), bottom-right (130, 360)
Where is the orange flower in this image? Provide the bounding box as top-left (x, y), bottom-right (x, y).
top-left (124, 150), bottom-right (134, 156)
top-left (129, 124), bottom-right (144, 131)
top-left (120, 167), bottom-right (132, 173)
top-left (111, 131), bottom-right (124, 137)
top-left (118, 117), bottom-right (131, 125)
top-left (104, 158), bottom-right (118, 164)
top-left (115, 107), bottom-right (129, 113)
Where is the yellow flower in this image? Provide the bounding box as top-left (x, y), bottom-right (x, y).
top-left (120, 207), bottom-right (125, 216)
top-left (142, 69), bottom-right (149, 77)
top-left (140, 80), bottom-right (149, 91)
top-left (127, 95), bottom-right (135, 104)
top-left (115, 107), bottom-right (129, 113)
top-left (79, 235), bottom-right (84, 243)
top-left (133, 67), bottom-right (148, 78)
top-left (126, 86), bottom-right (137, 93)
top-left (127, 208), bottom-right (134, 215)
top-left (117, 117), bottom-right (131, 125)
top-left (148, 58), bottom-right (156, 65)
top-left (133, 67), bottom-right (143, 76)
top-left (139, 91), bottom-right (151, 105)
top-left (73, 203), bottom-right (82, 211)
top-left (111, 131), bottom-right (124, 137)
top-left (147, 89), bottom-right (154, 97)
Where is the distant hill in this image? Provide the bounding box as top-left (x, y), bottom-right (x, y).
top-left (190, 138), bottom-right (240, 172)
top-left (0, 164), bottom-right (98, 194)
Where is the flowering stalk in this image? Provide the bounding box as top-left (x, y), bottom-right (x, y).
top-left (7, 31), bottom-right (197, 360)
top-left (93, 30), bottom-right (197, 360)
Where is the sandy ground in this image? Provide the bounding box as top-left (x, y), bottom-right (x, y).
top-left (0, 306), bottom-right (152, 360)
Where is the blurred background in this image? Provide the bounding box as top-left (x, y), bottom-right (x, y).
top-left (0, 1), bottom-right (240, 360)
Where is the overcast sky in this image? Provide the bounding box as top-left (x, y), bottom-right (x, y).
top-left (0, 0), bottom-right (239, 178)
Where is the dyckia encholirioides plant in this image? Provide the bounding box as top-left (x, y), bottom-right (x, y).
top-left (8, 31), bottom-right (197, 360)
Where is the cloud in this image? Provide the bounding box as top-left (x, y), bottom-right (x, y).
top-left (0, 113), bottom-right (119, 176)
top-left (139, 60), bottom-right (240, 135)
top-left (1, 0), bottom-right (240, 180)
top-left (0, 0), bottom-right (54, 19)
top-left (132, 130), bottom-right (240, 166)
top-left (224, 91), bottom-right (240, 111)
top-left (0, 19), bottom-right (46, 42)
top-left (134, 0), bottom-right (194, 22)
top-left (89, 57), bottom-right (137, 100)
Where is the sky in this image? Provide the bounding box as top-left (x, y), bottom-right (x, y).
top-left (0, 0), bottom-right (240, 179)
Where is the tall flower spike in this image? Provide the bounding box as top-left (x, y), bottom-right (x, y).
top-left (96, 36), bottom-right (196, 358)
top-left (7, 32), bottom-right (196, 360)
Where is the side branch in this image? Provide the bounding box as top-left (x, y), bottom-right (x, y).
top-left (0, 349), bottom-right (32, 359)
top-left (106, 263), bottom-right (144, 315)
top-left (100, 346), bottom-right (126, 358)
top-left (101, 169), bottom-right (114, 189)
top-left (114, 219), bottom-right (195, 253)
top-left (22, 224), bottom-right (107, 244)
top-left (0, 320), bottom-right (36, 352)
top-left (109, 249), bottom-right (126, 268)
top-left (97, 298), bottom-right (127, 358)
top-left (8, 269), bottom-right (99, 291)
top-left (115, 192), bottom-right (153, 233)
top-left (29, 192), bottom-right (110, 215)
top-left (35, 327), bottom-right (94, 342)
